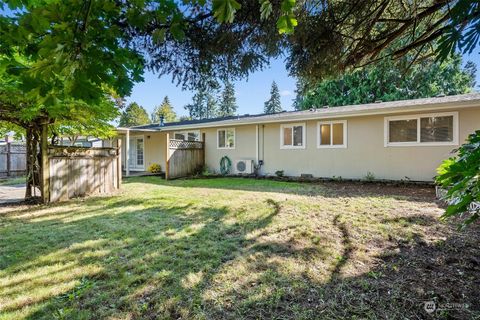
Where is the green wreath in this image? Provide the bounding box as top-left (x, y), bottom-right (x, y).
top-left (220, 156), bottom-right (232, 175)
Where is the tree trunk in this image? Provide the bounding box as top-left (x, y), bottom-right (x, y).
top-left (24, 123), bottom-right (43, 202)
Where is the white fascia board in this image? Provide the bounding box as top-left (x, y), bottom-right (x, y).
top-left (160, 100), bottom-right (480, 131)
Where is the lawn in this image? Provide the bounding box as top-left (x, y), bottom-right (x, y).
top-left (0, 176), bottom-right (25, 186)
top-left (0, 177), bottom-right (478, 319)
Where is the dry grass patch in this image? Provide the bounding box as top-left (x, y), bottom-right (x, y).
top-left (0, 177), bottom-right (478, 319)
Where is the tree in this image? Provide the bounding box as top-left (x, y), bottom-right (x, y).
top-left (288, 0), bottom-right (480, 81)
top-left (296, 54), bottom-right (477, 109)
top-left (152, 96), bottom-right (177, 123)
top-left (218, 82), bottom-right (238, 117)
top-left (185, 86), bottom-right (219, 120)
top-left (2, 0), bottom-right (480, 203)
top-left (264, 81), bottom-right (282, 114)
top-left (119, 103), bottom-right (151, 127)
top-left (436, 130), bottom-right (480, 227)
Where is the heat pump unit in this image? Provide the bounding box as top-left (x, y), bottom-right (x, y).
top-left (234, 159), bottom-right (254, 174)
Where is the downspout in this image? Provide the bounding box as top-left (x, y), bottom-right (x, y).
top-left (255, 125), bottom-right (259, 164)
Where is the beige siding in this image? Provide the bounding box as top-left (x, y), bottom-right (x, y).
top-left (155, 107), bottom-right (480, 181)
top-left (121, 131), bottom-right (167, 172)
top-left (144, 132), bottom-right (167, 171)
top-left (201, 125), bottom-right (258, 173)
top-left (260, 107), bottom-right (480, 181)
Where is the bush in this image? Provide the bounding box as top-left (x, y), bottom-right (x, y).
top-left (147, 163), bottom-right (162, 173)
top-left (436, 130), bottom-right (480, 227)
top-left (364, 171), bottom-right (375, 181)
top-left (275, 170), bottom-right (284, 177)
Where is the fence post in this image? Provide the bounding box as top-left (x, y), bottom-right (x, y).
top-left (6, 142), bottom-right (11, 177)
top-left (165, 133), bottom-right (170, 180)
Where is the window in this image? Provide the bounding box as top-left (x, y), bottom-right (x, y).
top-left (384, 112), bottom-right (458, 147)
top-left (280, 123), bottom-right (306, 149)
top-left (173, 130), bottom-right (200, 141)
top-left (217, 128), bottom-right (235, 149)
top-left (317, 120), bottom-right (347, 148)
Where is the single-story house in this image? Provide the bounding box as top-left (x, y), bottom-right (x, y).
top-left (116, 93), bottom-right (480, 181)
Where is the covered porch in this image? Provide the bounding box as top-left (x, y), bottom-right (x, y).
top-left (116, 128), bottom-right (166, 177)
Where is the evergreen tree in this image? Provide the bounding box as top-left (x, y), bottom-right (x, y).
top-left (296, 54), bottom-right (477, 109)
top-left (119, 103), bottom-right (151, 127)
top-left (184, 89), bottom-right (218, 119)
top-left (218, 82), bottom-right (238, 117)
top-left (264, 81), bottom-right (282, 114)
top-left (151, 96), bottom-right (177, 123)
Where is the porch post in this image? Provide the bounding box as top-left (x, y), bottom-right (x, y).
top-left (116, 138), bottom-right (122, 188)
top-left (125, 129), bottom-right (130, 177)
top-left (165, 132), bottom-right (170, 180)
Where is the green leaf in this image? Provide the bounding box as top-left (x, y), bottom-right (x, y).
top-left (281, 0), bottom-right (295, 12)
top-left (152, 28), bottom-right (167, 44)
top-left (259, 0), bottom-right (273, 20)
top-left (277, 14), bottom-right (297, 34)
top-left (212, 0), bottom-right (241, 24)
top-left (170, 23), bottom-right (185, 41)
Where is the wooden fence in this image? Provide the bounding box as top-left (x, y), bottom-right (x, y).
top-left (48, 146), bottom-right (121, 202)
top-left (165, 134), bottom-right (204, 180)
top-left (0, 143), bottom-right (26, 177)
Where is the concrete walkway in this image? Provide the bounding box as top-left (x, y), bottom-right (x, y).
top-left (0, 184), bottom-right (26, 205)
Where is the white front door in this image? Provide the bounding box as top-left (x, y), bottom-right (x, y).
top-left (128, 137), bottom-right (145, 170)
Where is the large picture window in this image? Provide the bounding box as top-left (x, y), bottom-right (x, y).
top-left (384, 112), bottom-right (458, 147)
top-left (317, 120), bottom-right (347, 148)
top-left (217, 128), bottom-right (235, 149)
top-left (280, 123), bottom-right (306, 149)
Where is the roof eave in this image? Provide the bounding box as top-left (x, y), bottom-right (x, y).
top-left (160, 99), bottom-right (480, 131)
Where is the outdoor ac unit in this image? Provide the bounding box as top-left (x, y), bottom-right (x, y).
top-left (234, 159), bottom-right (254, 174)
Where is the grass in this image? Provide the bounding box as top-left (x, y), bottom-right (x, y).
top-left (0, 177), bottom-right (478, 319)
top-left (0, 176), bottom-right (25, 186)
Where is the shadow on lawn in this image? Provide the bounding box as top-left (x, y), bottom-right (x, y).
top-left (0, 195), bottom-right (280, 319)
top-left (126, 175), bottom-right (437, 202)
top-left (1, 182), bottom-right (478, 319)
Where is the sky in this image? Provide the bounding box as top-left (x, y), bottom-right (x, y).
top-left (125, 58), bottom-right (297, 119)
top-left (127, 49), bottom-right (480, 120)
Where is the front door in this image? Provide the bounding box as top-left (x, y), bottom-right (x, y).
top-left (128, 137), bottom-right (144, 170)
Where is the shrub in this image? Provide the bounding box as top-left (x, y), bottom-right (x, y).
top-left (147, 163), bottom-right (162, 173)
top-left (275, 170), bottom-right (284, 177)
top-left (364, 171), bottom-right (375, 181)
top-left (436, 130), bottom-right (480, 227)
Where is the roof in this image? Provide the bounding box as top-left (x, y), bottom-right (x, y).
top-left (120, 93), bottom-right (480, 132)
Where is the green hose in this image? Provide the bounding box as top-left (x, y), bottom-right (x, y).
top-left (220, 156), bottom-right (232, 175)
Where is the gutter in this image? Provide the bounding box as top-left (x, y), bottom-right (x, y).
top-left (160, 100), bottom-right (480, 131)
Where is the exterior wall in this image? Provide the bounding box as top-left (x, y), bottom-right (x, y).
top-left (201, 125), bottom-right (258, 173)
top-left (260, 107), bottom-right (480, 181)
top-left (166, 107), bottom-right (480, 181)
top-left (120, 131), bottom-right (167, 172)
top-left (144, 132), bottom-right (167, 171)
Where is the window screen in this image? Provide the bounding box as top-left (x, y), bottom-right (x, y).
top-left (389, 119), bottom-right (417, 143)
top-left (420, 116), bottom-right (453, 142)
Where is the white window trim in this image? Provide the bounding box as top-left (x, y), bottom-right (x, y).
top-left (280, 123), bottom-right (306, 149)
top-left (173, 130), bottom-right (201, 141)
top-left (384, 112), bottom-right (459, 147)
top-left (317, 120), bottom-right (348, 149)
top-left (217, 128), bottom-right (236, 149)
